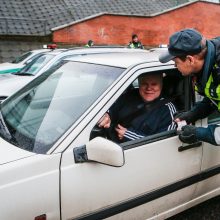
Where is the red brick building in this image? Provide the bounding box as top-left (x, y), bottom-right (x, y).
top-left (52, 1), bottom-right (220, 47)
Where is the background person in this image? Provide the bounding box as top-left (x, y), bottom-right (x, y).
top-left (128, 34), bottom-right (144, 49)
top-left (98, 73), bottom-right (176, 142)
top-left (159, 28), bottom-right (220, 145)
top-left (85, 40), bottom-right (94, 48)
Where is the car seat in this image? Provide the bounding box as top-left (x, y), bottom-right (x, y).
top-left (162, 73), bottom-right (185, 111)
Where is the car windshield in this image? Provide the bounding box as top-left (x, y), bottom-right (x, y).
top-left (0, 61), bottom-right (124, 154)
top-left (16, 54), bottom-right (55, 75)
top-left (11, 52), bottom-right (33, 64)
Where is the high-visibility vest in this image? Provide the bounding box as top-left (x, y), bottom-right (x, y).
top-left (129, 42), bottom-right (142, 49)
top-left (195, 64), bottom-right (220, 109)
top-left (129, 43), bottom-right (135, 48)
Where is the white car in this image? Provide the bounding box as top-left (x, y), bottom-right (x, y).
top-left (0, 49), bottom-right (219, 220)
top-left (0, 48), bottom-right (52, 74)
top-left (0, 47), bottom-right (139, 101)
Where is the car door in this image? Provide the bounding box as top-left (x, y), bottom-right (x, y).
top-left (60, 65), bottom-right (203, 220)
top-left (193, 93), bottom-right (220, 200)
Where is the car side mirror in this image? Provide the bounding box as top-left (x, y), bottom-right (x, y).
top-left (73, 137), bottom-right (125, 167)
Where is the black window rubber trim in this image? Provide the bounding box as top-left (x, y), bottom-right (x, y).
top-left (72, 164), bottom-right (220, 220)
top-left (121, 129), bottom-right (177, 150)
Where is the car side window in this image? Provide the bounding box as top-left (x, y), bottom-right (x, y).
top-left (90, 69), bottom-right (186, 145)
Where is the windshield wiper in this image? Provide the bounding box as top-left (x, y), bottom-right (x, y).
top-left (13, 72), bottom-right (34, 76)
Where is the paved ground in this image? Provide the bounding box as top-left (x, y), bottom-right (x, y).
top-left (168, 196), bottom-right (220, 220)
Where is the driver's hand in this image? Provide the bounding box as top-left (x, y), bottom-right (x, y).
top-left (98, 113), bottom-right (111, 128)
top-left (173, 111), bottom-right (194, 124)
top-left (115, 124), bottom-right (127, 140)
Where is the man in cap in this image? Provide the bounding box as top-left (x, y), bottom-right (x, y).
top-left (159, 28), bottom-right (220, 145)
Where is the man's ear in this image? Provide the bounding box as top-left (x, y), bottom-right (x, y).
top-left (186, 55), bottom-right (195, 65)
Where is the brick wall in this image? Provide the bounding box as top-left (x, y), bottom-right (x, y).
top-left (53, 1), bottom-right (220, 46)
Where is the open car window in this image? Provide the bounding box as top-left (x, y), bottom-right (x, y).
top-left (90, 68), bottom-right (189, 146)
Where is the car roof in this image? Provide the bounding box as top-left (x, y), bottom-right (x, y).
top-left (64, 48), bottom-right (170, 68)
top-left (30, 49), bottom-right (52, 53)
top-left (45, 47), bottom-right (144, 56)
top-left (43, 49), bottom-right (68, 55)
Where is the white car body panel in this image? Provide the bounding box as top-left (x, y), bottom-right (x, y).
top-left (0, 74), bottom-right (31, 98)
top-left (0, 62), bottom-right (21, 70)
top-left (193, 112), bottom-right (220, 199)
top-left (0, 143), bottom-right (61, 220)
top-left (0, 137), bottom-right (34, 164)
top-left (61, 137), bottom-right (202, 220)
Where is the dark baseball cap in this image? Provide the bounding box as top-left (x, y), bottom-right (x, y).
top-left (159, 28), bottom-right (204, 63)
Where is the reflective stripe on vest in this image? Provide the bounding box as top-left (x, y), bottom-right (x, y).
top-left (196, 64), bottom-right (220, 110)
top-left (129, 43), bottom-right (135, 48)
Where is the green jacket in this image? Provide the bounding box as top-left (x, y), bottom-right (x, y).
top-left (128, 41), bottom-right (144, 49)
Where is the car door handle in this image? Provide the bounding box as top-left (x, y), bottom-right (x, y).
top-left (178, 141), bottom-right (202, 152)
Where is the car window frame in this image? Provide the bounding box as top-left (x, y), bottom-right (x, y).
top-left (208, 112), bottom-right (220, 124)
top-left (118, 70), bottom-right (192, 150)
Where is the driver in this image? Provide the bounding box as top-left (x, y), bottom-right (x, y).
top-left (98, 73), bottom-right (177, 142)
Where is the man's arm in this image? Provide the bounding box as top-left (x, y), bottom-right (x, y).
top-left (179, 124), bottom-right (219, 145)
top-left (191, 97), bottom-right (216, 119)
top-left (175, 97), bottom-right (216, 123)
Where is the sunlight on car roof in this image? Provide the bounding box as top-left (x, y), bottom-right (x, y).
top-left (65, 51), bottom-right (159, 68)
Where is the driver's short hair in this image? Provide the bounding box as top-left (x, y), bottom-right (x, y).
top-left (138, 73), bottom-right (163, 86)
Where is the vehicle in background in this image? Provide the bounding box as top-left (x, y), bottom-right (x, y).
top-left (0, 48), bottom-right (53, 74)
top-left (0, 48), bottom-right (219, 220)
top-left (0, 47), bottom-right (143, 102)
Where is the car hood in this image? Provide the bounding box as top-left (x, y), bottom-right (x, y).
top-left (0, 137), bottom-right (34, 165)
top-left (0, 62), bottom-right (14, 68)
top-left (0, 63), bottom-right (21, 72)
top-left (0, 74), bottom-right (33, 97)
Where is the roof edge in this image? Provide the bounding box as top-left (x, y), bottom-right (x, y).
top-left (52, 0), bottom-right (219, 32)
top-left (51, 12), bottom-right (107, 31)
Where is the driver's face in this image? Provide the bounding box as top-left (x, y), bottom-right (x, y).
top-left (139, 75), bottom-right (162, 102)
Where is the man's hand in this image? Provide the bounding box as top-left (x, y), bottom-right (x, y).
top-left (97, 113), bottom-right (111, 128)
top-left (174, 111), bottom-right (195, 124)
top-left (115, 124), bottom-right (127, 140)
top-left (179, 125), bottom-right (198, 144)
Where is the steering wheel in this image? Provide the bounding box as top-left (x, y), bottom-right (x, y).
top-left (90, 125), bottom-right (107, 140)
top-left (90, 123), bottom-right (121, 144)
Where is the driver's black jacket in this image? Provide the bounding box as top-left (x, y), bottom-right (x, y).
top-left (109, 90), bottom-right (177, 142)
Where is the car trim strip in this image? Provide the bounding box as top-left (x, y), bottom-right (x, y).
top-left (121, 129), bottom-right (176, 150)
top-left (72, 164), bottom-right (220, 220)
top-left (0, 68), bottom-right (20, 74)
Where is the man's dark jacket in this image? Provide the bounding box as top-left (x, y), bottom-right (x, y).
top-left (185, 38), bottom-right (220, 145)
top-left (109, 90), bottom-right (176, 142)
